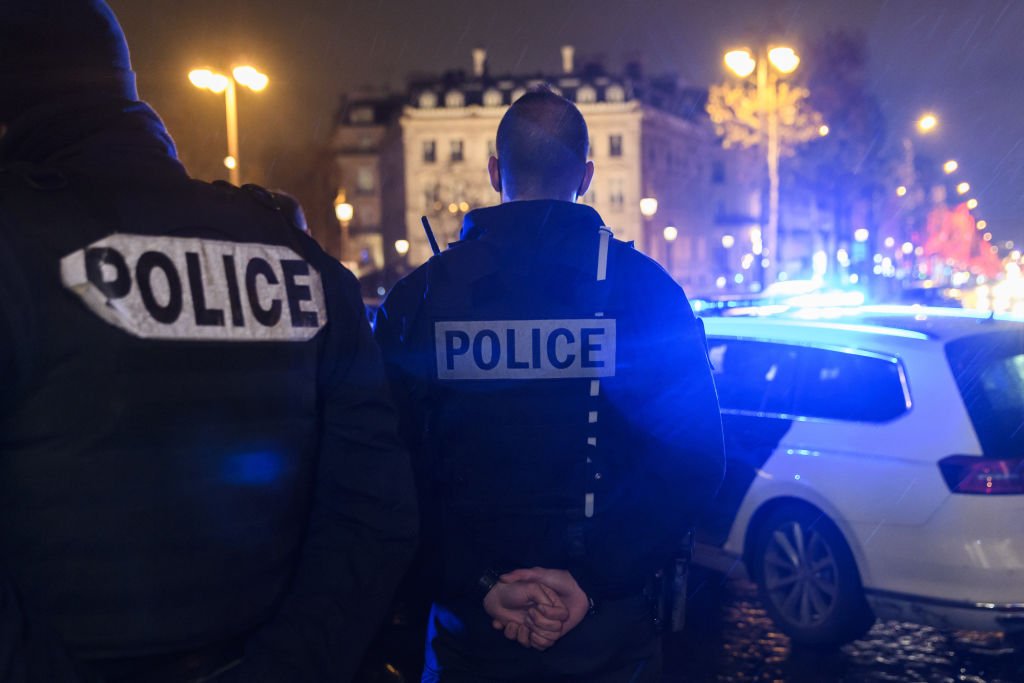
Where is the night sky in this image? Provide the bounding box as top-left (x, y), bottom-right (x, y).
top-left (108, 0), bottom-right (1024, 241)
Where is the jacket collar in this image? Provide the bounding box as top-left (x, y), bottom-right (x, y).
top-left (459, 200), bottom-right (606, 244)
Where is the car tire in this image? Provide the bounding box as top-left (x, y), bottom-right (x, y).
top-left (751, 504), bottom-right (875, 647)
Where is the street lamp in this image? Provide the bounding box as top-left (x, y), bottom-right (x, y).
top-left (334, 194), bottom-right (354, 262)
top-left (663, 225), bottom-right (678, 277)
top-left (916, 113), bottom-right (938, 133)
top-left (639, 197), bottom-right (658, 253)
top-left (189, 64), bottom-right (269, 186)
top-left (395, 239), bottom-right (410, 257)
top-left (956, 182), bottom-right (970, 195)
top-left (722, 44), bottom-right (801, 286)
top-left (943, 160), bottom-right (958, 174)
top-left (639, 197), bottom-right (659, 218)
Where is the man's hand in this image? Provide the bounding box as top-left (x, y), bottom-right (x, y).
top-left (482, 579), bottom-right (569, 650)
top-left (500, 568), bottom-right (589, 645)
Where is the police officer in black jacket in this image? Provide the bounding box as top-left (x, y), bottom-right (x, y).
top-left (374, 86), bottom-right (725, 682)
top-left (0, 2), bottom-right (417, 681)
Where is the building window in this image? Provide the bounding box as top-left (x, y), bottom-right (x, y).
top-left (423, 182), bottom-right (439, 210)
top-left (511, 87), bottom-right (527, 103)
top-left (450, 139), bottom-right (464, 162)
top-left (483, 89), bottom-right (503, 107)
top-left (350, 106), bottom-right (373, 124)
top-left (609, 178), bottom-right (624, 211)
top-left (605, 84), bottom-right (625, 102)
top-left (609, 134), bottom-right (623, 157)
top-left (576, 85), bottom-right (597, 104)
top-left (712, 161), bottom-right (726, 184)
top-left (356, 167), bottom-right (375, 195)
top-left (418, 91), bottom-right (437, 109)
top-left (423, 140), bottom-right (436, 163)
top-left (445, 90), bottom-right (465, 108)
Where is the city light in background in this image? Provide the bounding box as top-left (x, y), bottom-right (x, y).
top-left (189, 64), bottom-right (269, 186)
top-left (916, 113), bottom-right (938, 133)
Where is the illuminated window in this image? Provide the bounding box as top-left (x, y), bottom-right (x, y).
top-left (576, 85), bottom-right (597, 104)
top-left (356, 167), bottom-right (375, 195)
top-left (450, 139), bottom-right (464, 162)
top-left (423, 140), bottom-right (436, 163)
top-left (445, 90), bottom-right (465, 108)
top-left (483, 89), bottom-right (503, 107)
top-left (511, 88), bottom-right (527, 103)
top-left (606, 84), bottom-right (625, 102)
top-left (350, 106), bottom-right (373, 124)
top-left (418, 91), bottom-right (437, 109)
top-left (609, 134), bottom-right (623, 157)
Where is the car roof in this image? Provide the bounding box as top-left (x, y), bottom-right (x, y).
top-left (700, 305), bottom-right (1024, 348)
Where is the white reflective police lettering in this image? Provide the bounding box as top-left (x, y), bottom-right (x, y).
top-left (60, 235), bottom-right (327, 341)
top-left (435, 319), bottom-right (616, 380)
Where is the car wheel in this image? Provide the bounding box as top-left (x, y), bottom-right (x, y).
top-left (752, 504), bottom-right (875, 647)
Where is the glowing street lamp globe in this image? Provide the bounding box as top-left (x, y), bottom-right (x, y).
top-left (767, 46), bottom-right (800, 74)
top-left (917, 113), bottom-right (938, 133)
top-left (639, 197), bottom-right (659, 218)
top-left (724, 49), bottom-right (756, 78)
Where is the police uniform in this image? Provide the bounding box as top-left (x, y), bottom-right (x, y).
top-left (375, 200), bottom-right (725, 682)
top-left (0, 88), bottom-right (417, 683)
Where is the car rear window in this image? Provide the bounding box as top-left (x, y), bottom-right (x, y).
top-left (946, 330), bottom-right (1024, 457)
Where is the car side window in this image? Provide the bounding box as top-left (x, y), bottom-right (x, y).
top-left (793, 347), bottom-right (908, 423)
top-left (707, 338), bottom-right (800, 416)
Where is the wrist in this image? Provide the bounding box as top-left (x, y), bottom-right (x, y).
top-left (477, 568), bottom-right (501, 599)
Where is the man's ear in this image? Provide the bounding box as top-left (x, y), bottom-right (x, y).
top-left (488, 156), bottom-right (502, 194)
top-left (576, 160), bottom-right (595, 199)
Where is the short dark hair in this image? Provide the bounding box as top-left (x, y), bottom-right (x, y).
top-left (495, 85), bottom-right (589, 198)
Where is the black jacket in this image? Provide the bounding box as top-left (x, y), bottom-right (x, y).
top-left (375, 200), bottom-right (724, 605)
top-left (0, 99), bottom-right (417, 681)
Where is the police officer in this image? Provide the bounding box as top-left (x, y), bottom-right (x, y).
top-left (374, 86), bottom-right (725, 682)
top-left (0, 2), bottom-right (417, 680)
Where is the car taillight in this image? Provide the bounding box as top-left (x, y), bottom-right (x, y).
top-left (939, 455), bottom-right (1024, 495)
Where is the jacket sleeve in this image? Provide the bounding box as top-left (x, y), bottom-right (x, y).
top-left (576, 275), bottom-right (725, 597)
top-left (235, 265), bottom-right (418, 682)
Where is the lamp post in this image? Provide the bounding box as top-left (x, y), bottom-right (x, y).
top-left (334, 194), bottom-right (354, 263)
top-left (719, 46), bottom-right (802, 287)
top-left (663, 225), bottom-right (678, 278)
top-left (640, 196), bottom-right (658, 256)
top-left (189, 65), bottom-right (269, 186)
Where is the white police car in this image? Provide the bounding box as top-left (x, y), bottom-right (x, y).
top-left (694, 306), bottom-right (1024, 646)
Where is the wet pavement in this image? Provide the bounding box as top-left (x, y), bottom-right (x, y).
top-left (667, 571), bottom-right (1024, 682)
top-left (356, 570), bottom-right (1024, 682)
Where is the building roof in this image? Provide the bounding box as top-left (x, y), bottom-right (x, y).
top-left (334, 57), bottom-right (709, 127)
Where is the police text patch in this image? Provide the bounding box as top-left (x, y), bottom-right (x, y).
top-left (61, 235), bottom-right (327, 341)
top-left (435, 319), bottom-right (616, 380)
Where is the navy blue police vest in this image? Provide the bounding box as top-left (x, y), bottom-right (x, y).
top-left (415, 225), bottom-right (625, 570)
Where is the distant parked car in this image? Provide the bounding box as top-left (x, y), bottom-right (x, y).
top-left (695, 306), bottom-right (1024, 646)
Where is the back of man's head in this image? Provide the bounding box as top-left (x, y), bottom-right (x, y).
top-left (0, 0), bottom-right (137, 123)
top-left (495, 86), bottom-right (590, 201)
